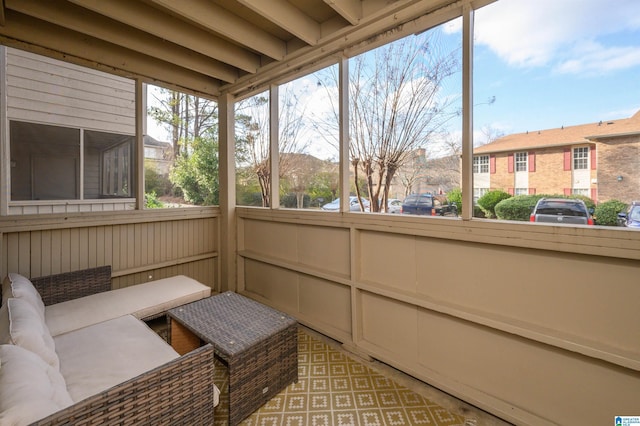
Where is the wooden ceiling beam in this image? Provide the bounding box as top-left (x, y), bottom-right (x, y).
top-left (5, 0), bottom-right (238, 82)
top-left (148, 0), bottom-right (286, 60)
top-left (238, 0), bottom-right (320, 46)
top-left (323, 0), bottom-right (361, 25)
top-left (68, 0), bottom-right (260, 73)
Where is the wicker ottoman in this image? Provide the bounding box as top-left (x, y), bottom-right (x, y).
top-left (168, 292), bottom-right (298, 425)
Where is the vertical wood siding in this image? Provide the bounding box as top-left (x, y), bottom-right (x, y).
top-left (1, 212), bottom-right (218, 290)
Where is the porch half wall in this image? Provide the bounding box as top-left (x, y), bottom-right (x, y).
top-left (0, 207), bottom-right (219, 291)
top-left (237, 207), bottom-right (640, 426)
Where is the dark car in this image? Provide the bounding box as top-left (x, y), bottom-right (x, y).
top-left (401, 193), bottom-right (458, 216)
top-left (617, 201), bottom-right (640, 229)
top-left (529, 198), bottom-right (594, 225)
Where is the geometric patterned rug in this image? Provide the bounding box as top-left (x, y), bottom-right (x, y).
top-left (213, 327), bottom-right (466, 425)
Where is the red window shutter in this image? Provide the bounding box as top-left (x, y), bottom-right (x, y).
top-left (563, 149), bottom-right (571, 171)
top-left (563, 188), bottom-right (571, 196)
top-left (590, 146), bottom-right (596, 170)
top-left (508, 154), bottom-right (514, 173)
top-left (508, 188), bottom-right (514, 195)
top-left (591, 188), bottom-right (597, 201)
top-left (490, 155), bottom-right (496, 174)
top-left (529, 188), bottom-right (536, 195)
top-left (528, 151), bottom-right (536, 172)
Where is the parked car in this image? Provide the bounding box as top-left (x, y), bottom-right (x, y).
top-left (381, 198), bottom-right (402, 214)
top-left (529, 198), bottom-right (594, 225)
top-left (617, 201), bottom-right (640, 229)
top-left (321, 196), bottom-right (370, 212)
top-left (401, 193), bottom-right (458, 216)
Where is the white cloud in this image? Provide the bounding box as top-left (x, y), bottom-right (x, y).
top-left (473, 0), bottom-right (640, 74)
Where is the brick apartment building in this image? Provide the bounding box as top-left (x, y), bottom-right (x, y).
top-left (473, 110), bottom-right (640, 204)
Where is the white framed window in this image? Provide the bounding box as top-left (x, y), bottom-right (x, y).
top-left (473, 155), bottom-right (489, 174)
top-left (515, 188), bottom-right (528, 195)
top-left (572, 188), bottom-right (589, 196)
top-left (515, 152), bottom-right (527, 172)
top-left (473, 187), bottom-right (488, 204)
top-left (573, 147), bottom-right (589, 170)
top-left (10, 121), bottom-right (135, 201)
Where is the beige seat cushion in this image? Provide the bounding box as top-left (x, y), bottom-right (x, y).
top-left (0, 298), bottom-right (59, 369)
top-left (54, 315), bottom-right (179, 403)
top-left (45, 275), bottom-right (211, 336)
top-left (2, 273), bottom-right (46, 321)
top-left (0, 344), bottom-right (73, 426)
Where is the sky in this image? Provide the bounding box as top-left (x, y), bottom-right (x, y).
top-left (466, 0), bottom-right (640, 139)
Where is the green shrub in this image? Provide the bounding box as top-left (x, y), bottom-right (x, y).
top-left (144, 191), bottom-right (164, 209)
top-left (477, 190), bottom-right (511, 218)
top-left (446, 188), bottom-right (462, 214)
top-left (593, 199), bottom-right (627, 226)
top-left (495, 195), bottom-right (542, 221)
top-left (473, 205), bottom-right (486, 218)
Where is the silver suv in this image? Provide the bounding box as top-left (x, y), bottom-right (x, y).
top-left (529, 198), bottom-right (594, 225)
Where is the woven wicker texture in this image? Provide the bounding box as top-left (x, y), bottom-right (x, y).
top-left (170, 292), bottom-right (297, 358)
top-left (31, 265), bottom-right (112, 306)
top-left (169, 292), bottom-right (298, 425)
top-left (33, 344), bottom-right (216, 426)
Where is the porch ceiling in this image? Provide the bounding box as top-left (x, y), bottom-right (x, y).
top-left (0, 0), bottom-right (480, 98)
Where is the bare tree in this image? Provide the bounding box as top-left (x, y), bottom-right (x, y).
top-left (235, 85), bottom-right (311, 207)
top-left (396, 149), bottom-right (428, 196)
top-left (477, 123), bottom-right (504, 147)
top-left (148, 85), bottom-right (217, 158)
top-left (314, 30), bottom-right (461, 212)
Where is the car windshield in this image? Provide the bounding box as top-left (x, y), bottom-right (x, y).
top-left (416, 195), bottom-right (433, 207)
top-left (630, 206), bottom-right (640, 221)
top-left (536, 202), bottom-right (585, 216)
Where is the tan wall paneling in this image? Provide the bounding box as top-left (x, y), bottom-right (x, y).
top-left (243, 219), bottom-right (298, 260)
top-left (242, 218), bottom-right (350, 277)
top-left (360, 230), bottom-right (640, 365)
top-left (299, 275), bottom-right (351, 338)
top-left (243, 259), bottom-right (298, 312)
top-left (296, 225), bottom-right (350, 277)
top-left (413, 309), bottom-right (640, 426)
top-left (359, 230), bottom-right (417, 292)
top-left (237, 208), bottom-right (640, 426)
top-left (359, 291), bottom-right (419, 365)
top-left (1, 211), bottom-right (218, 290)
top-left (413, 239), bottom-right (640, 360)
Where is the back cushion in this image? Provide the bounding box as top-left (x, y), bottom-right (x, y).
top-left (0, 344), bottom-right (73, 425)
top-left (2, 273), bottom-right (45, 321)
top-left (0, 298), bottom-right (59, 369)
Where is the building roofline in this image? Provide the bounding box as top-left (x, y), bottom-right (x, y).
top-left (585, 130), bottom-right (640, 140)
top-left (474, 140), bottom-right (595, 155)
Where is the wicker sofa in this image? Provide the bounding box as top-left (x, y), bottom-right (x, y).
top-left (0, 266), bottom-right (218, 426)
